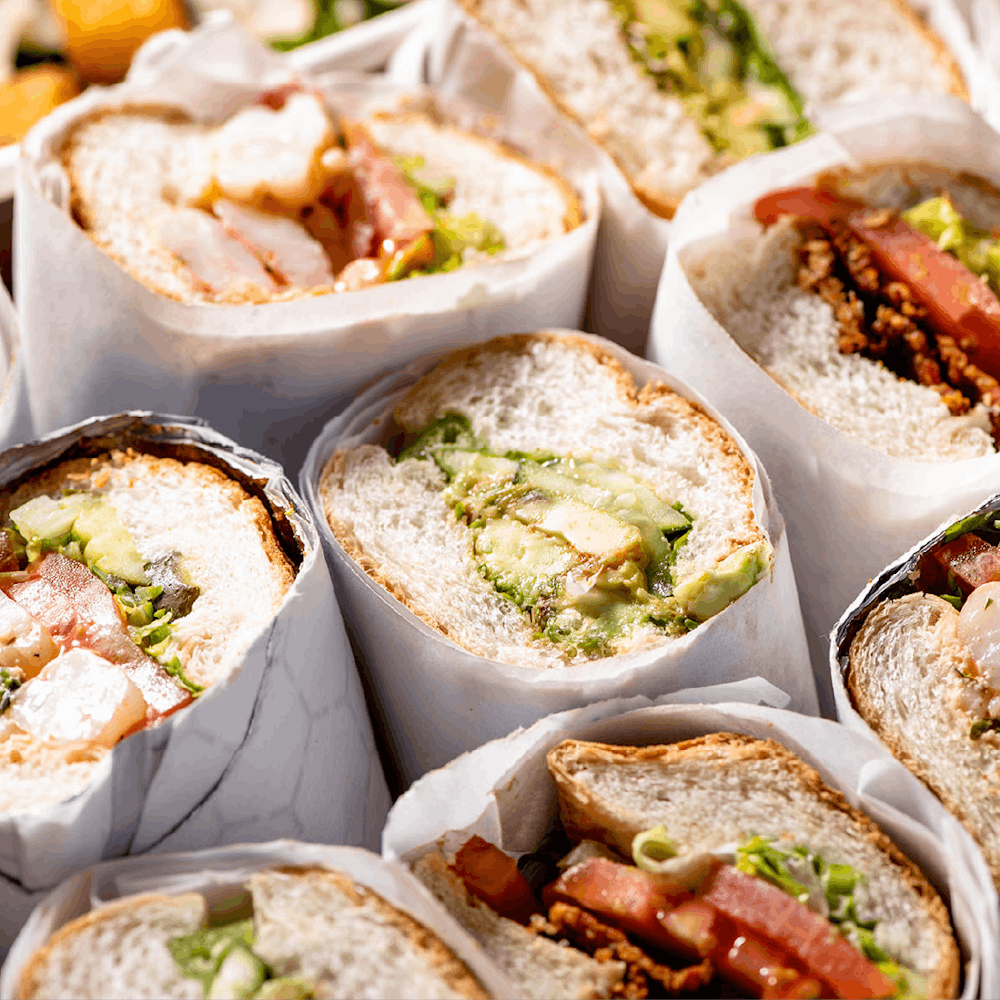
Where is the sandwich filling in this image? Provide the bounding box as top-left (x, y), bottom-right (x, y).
top-left (432, 824), bottom-right (921, 997)
top-left (160, 88), bottom-right (506, 299)
top-left (612, 0), bottom-right (810, 157)
top-left (396, 413), bottom-right (767, 656)
top-left (755, 184), bottom-right (1000, 446)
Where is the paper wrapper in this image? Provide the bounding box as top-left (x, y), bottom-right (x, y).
top-left (0, 413), bottom-right (390, 952)
top-left (647, 99), bottom-right (1000, 717)
top-left (300, 331), bottom-right (817, 788)
top-left (15, 16), bottom-right (599, 474)
top-left (382, 689), bottom-right (1000, 999)
top-left (0, 839), bottom-right (517, 1000)
top-left (0, 279), bottom-right (33, 452)
top-left (388, 0), bottom-right (999, 355)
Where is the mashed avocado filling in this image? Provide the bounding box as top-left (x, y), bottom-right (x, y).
top-left (397, 413), bottom-right (766, 656)
top-left (393, 156), bottom-right (506, 277)
top-left (611, 0), bottom-right (811, 157)
top-left (2, 493), bottom-right (203, 694)
top-left (903, 196), bottom-right (1000, 296)
top-left (169, 919), bottom-right (314, 1000)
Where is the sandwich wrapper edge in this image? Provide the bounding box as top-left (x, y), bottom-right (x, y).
top-left (0, 412), bottom-right (390, 952)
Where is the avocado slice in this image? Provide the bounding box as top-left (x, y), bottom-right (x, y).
top-left (208, 944), bottom-right (265, 1000)
top-left (674, 542), bottom-right (769, 622)
top-left (474, 518), bottom-right (574, 607)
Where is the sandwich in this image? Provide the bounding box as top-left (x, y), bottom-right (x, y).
top-left (453, 0), bottom-right (966, 217)
top-left (319, 332), bottom-right (770, 668)
top-left (14, 864), bottom-right (489, 999)
top-left (842, 499), bottom-right (1000, 890)
top-left (684, 162), bottom-right (1000, 463)
top-left (61, 85), bottom-right (582, 304)
top-left (0, 441), bottom-right (294, 815)
top-left (414, 734), bottom-right (960, 999)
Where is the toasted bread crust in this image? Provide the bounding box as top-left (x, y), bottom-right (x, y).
top-left (547, 734), bottom-right (960, 999)
top-left (17, 892), bottom-right (205, 1000)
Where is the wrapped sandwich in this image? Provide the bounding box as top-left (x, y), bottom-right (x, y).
top-left (303, 330), bottom-right (815, 782)
top-left (17, 19), bottom-right (599, 460)
top-left (686, 161), bottom-right (1000, 463)
top-left (0, 413), bottom-right (389, 947)
top-left (835, 493), bottom-right (1000, 893)
top-left (647, 104), bottom-right (1000, 713)
top-left (0, 842), bottom-right (513, 999)
top-left (384, 697), bottom-right (988, 998)
top-left (62, 85), bottom-right (581, 304)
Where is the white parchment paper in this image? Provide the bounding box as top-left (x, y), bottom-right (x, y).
top-left (388, 0), bottom-right (1000, 355)
top-left (300, 331), bottom-right (817, 788)
top-left (0, 839), bottom-right (518, 1000)
top-left (647, 99), bottom-right (1000, 717)
top-left (15, 16), bottom-right (599, 474)
top-left (0, 413), bottom-right (390, 952)
top-left (0, 278), bottom-right (32, 452)
top-left (382, 692), bottom-right (999, 999)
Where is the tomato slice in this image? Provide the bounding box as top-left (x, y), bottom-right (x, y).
top-left (451, 836), bottom-right (538, 924)
top-left (754, 185), bottom-right (1000, 381)
top-left (933, 533), bottom-right (1000, 595)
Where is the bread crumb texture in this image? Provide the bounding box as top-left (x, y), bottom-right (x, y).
top-left (323, 333), bottom-right (762, 667)
top-left (0, 449), bottom-right (293, 816)
top-left (685, 223), bottom-right (995, 462)
top-left (250, 867), bottom-right (488, 999)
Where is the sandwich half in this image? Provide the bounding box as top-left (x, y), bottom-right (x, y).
top-left (456, 0), bottom-right (966, 216)
top-left (16, 865), bottom-right (489, 999)
top-left (320, 332), bottom-right (770, 668)
top-left (685, 162), bottom-right (1000, 462)
top-left (61, 86), bottom-right (582, 304)
top-left (0, 445), bottom-right (294, 814)
top-left (845, 504), bottom-right (1000, 889)
top-left (414, 734), bottom-right (959, 999)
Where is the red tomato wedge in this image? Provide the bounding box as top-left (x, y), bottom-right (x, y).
top-left (754, 185), bottom-right (1000, 380)
top-left (341, 118), bottom-right (435, 249)
top-left (933, 533), bottom-right (1000, 594)
top-left (6, 554), bottom-right (191, 722)
top-left (451, 835), bottom-right (538, 924)
top-left (543, 856), bottom-right (694, 952)
top-left (701, 864), bottom-right (897, 999)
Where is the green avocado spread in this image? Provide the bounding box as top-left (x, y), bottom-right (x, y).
top-left (2, 492), bottom-right (203, 695)
top-left (612, 0), bottom-right (811, 156)
top-left (398, 413), bottom-right (766, 656)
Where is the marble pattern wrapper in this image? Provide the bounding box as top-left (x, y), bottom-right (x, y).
top-left (0, 839), bottom-right (518, 999)
top-left (648, 99), bottom-right (1000, 717)
top-left (300, 331), bottom-right (817, 788)
top-left (15, 16), bottom-right (600, 474)
top-left (387, 0), bottom-right (1000, 355)
top-left (382, 691), bottom-right (999, 999)
top-left (0, 413), bottom-right (389, 952)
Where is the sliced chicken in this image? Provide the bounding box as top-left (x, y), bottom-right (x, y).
top-left (0, 590), bottom-right (58, 679)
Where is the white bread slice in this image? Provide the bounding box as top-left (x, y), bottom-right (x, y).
top-left (62, 104), bottom-right (581, 305)
top-left (0, 448), bottom-right (294, 815)
top-left (684, 215), bottom-right (997, 463)
top-left (17, 892), bottom-right (206, 999)
top-left (250, 866), bottom-right (488, 999)
top-left (412, 852), bottom-right (625, 1000)
top-left (321, 332), bottom-right (765, 668)
top-left (848, 592), bottom-right (1000, 888)
top-left (458, 0), bottom-right (965, 217)
top-left (547, 734), bottom-right (960, 999)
